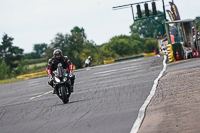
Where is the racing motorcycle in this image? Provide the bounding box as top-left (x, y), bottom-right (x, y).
top-left (85, 56), bottom-right (92, 67)
top-left (85, 59), bottom-right (90, 67)
top-left (53, 63), bottom-right (71, 104)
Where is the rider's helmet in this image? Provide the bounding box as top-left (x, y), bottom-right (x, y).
top-left (88, 56), bottom-right (92, 60)
top-left (53, 49), bottom-right (63, 60)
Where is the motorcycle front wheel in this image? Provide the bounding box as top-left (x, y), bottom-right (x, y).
top-left (60, 85), bottom-right (69, 104)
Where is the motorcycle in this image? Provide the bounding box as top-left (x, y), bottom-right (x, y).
top-left (52, 63), bottom-right (71, 104)
top-left (85, 58), bottom-right (91, 67)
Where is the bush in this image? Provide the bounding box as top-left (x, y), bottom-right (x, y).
top-left (16, 60), bottom-right (28, 75)
top-left (144, 39), bottom-right (158, 53)
top-left (0, 60), bottom-right (10, 80)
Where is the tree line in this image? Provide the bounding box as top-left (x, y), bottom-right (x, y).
top-left (1, 11), bottom-right (200, 80)
top-left (44, 26), bottom-right (158, 69)
top-left (0, 27), bottom-right (158, 80)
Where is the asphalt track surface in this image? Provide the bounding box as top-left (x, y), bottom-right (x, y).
top-left (0, 56), bottom-right (164, 133)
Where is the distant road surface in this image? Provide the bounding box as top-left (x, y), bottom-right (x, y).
top-left (0, 56), bottom-right (164, 133)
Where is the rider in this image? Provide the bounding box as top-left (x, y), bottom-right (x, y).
top-left (46, 49), bottom-right (75, 92)
top-left (85, 56), bottom-right (92, 67)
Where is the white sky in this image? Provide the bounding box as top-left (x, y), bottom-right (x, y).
top-left (0, 0), bottom-right (199, 53)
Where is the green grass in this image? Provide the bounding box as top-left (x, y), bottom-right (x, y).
top-left (28, 62), bottom-right (47, 69)
top-left (24, 58), bottom-right (47, 65)
top-left (0, 61), bottom-right (48, 85)
top-left (0, 74), bottom-right (48, 85)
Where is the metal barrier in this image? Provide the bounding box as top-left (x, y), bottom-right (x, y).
top-left (115, 55), bottom-right (144, 62)
top-left (17, 71), bottom-right (47, 79)
top-left (103, 59), bottom-right (115, 64)
top-left (144, 53), bottom-right (155, 57)
top-left (17, 65), bottom-right (76, 79)
top-left (103, 53), bottom-right (155, 64)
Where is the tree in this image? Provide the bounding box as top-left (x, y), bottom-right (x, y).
top-left (24, 43), bottom-right (48, 59)
top-left (0, 33), bottom-right (24, 72)
top-left (16, 60), bottom-right (28, 75)
top-left (103, 35), bottom-right (133, 56)
top-left (33, 43), bottom-right (47, 58)
top-left (131, 33), bottom-right (146, 52)
top-left (102, 35), bottom-right (145, 57)
top-left (144, 39), bottom-right (158, 53)
top-left (196, 17), bottom-right (200, 32)
top-left (48, 33), bottom-right (70, 55)
top-left (0, 60), bottom-right (10, 79)
top-left (70, 26), bottom-right (86, 40)
top-left (79, 40), bottom-right (104, 65)
top-left (45, 26), bottom-right (87, 68)
top-left (44, 25), bottom-right (159, 68)
top-left (65, 28), bottom-right (86, 68)
top-left (24, 52), bottom-right (39, 59)
top-left (130, 10), bottom-right (165, 38)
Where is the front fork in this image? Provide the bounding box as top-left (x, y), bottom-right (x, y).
top-left (54, 82), bottom-right (71, 96)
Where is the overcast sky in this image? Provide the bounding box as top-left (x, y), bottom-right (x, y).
top-left (0, 0), bottom-right (199, 53)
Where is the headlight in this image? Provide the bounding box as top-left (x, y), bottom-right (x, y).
top-left (55, 77), bottom-right (60, 83)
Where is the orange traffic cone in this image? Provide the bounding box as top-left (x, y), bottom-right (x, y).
top-left (182, 52), bottom-right (185, 60)
top-left (176, 50), bottom-right (181, 60)
top-left (196, 50), bottom-right (199, 57)
top-left (154, 50), bottom-right (156, 55)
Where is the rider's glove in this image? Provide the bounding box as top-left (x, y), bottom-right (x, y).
top-left (48, 75), bottom-right (53, 80)
top-left (48, 75), bottom-right (54, 84)
top-left (70, 71), bottom-right (73, 74)
top-left (48, 75), bottom-right (54, 87)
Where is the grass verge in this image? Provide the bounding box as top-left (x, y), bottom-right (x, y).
top-left (0, 78), bottom-right (25, 85)
top-left (0, 74), bottom-right (48, 85)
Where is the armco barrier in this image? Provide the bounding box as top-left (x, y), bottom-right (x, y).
top-left (17, 53), bottom-right (155, 78)
top-left (103, 59), bottom-right (115, 64)
top-left (144, 53), bottom-right (155, 57)
top-left (17, 65), bottom-right (76, 79)
top-left (103, 53), bottom-right (155, 64)
top-left (115, 55), bottom-right (144, 62)
top-left (17, 71), bottom-right (47, 79)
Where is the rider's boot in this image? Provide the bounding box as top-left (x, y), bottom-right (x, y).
top-left (71, 86), bottom-right (74, 93)
top-left (53, 89), bottom-right (56, 94)
top-left (53, 85), bottom-right (59, 95)
top-left (71, 77), bottom-right (75, 93)
top-left (48, 80), bottom-right (53, 87)
top-left (48, 80), bottom-right (55, 94)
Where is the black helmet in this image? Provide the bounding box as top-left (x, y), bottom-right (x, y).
top-left (53, 49), bottom-right (63, 60)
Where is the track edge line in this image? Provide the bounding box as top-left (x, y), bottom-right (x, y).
top-left (130, 55), bottom-right (167, 133)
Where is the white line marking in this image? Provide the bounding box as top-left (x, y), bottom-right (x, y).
top-left (94, 66), bottom-right (137, 75)
top-left (130, 55), bottom-right (167, 133)
top-left (92, 58), bottom-right (143, 69)
top-left (86, 68), bottom-right (91, 70)
top-left (96, 67), bottom-right (140, 77)
top-left (28, 84), bottom-right (39, 87)
top-left (74, 58), bottom-right (144, 72)
top-left (28, 80), bottom-right (39, 84)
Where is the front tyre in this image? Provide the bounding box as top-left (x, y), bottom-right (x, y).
top-left (61, 85), bottom-right (69, 104)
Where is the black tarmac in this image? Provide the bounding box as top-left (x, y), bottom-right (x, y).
top-left (0, 56), bottom-right (164, 133)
